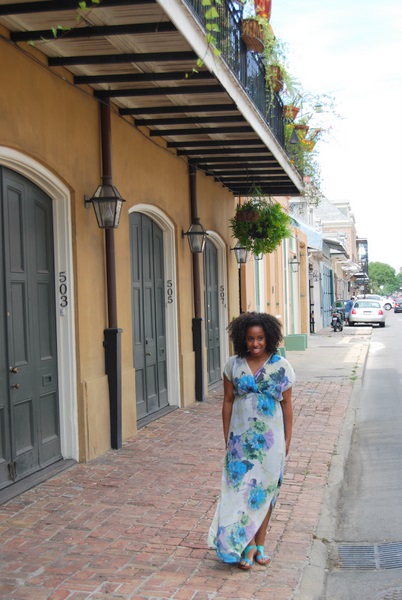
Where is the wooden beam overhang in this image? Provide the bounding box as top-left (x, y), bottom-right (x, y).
top-left (119, 104), bottom-right (238, 115)
top-left (11, 21), bottom-right (178, 42)
top-left (74, 71), bottom-right (215, 85)
top-left (95, 85), bottom-right (225, 98)
top-left (0, 0), bottom-right (153, 15)
top-left (0, 0), bottom-right (303, 196)
top-left (48, 52), bottom-right (197, 66)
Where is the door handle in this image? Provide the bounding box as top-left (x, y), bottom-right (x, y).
top-left (11, 383), bottom-right (20, 389)
top-left (9, 366), bottom-right (18, 374)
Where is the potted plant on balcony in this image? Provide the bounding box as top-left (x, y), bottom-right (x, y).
top-left (258, 23), bottom-right (294, 102)
top-left (241, 17), bottom-right (265, 53)
top-left (229, 195), bottom-right (293, 255)
top-left (283, 104), bottom-right (300, 120)
top-left (254, 0), bottom-right (272, 19)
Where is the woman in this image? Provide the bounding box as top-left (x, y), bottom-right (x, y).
top-left (208, 312), bottom-right (295, 569)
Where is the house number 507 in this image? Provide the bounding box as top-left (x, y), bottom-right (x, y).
top-left (59, 272), bottom-right (68, 308)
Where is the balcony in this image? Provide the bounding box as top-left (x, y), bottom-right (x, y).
top-left (0, 0), bottom-right (301, 196)
top-left (186, 0), bottom-right (285, 147)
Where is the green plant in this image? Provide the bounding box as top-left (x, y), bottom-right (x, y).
top-left (27, 0), bottom-right (100, 46)
top-left (254, 19), bottom-right (295, 105)
top-left (284, 123), bottom-right (324, 207)
top-left (229, 196), bottom-right (292, 255)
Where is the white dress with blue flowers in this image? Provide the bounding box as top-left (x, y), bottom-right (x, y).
top-left (208, 353), bottom-right (295, 564)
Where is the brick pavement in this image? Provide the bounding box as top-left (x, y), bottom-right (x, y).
top-left (0, 331), bottom-right (370, 600)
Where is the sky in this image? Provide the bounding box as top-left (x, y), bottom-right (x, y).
top-left (270, 0), bottom-right (402, 272)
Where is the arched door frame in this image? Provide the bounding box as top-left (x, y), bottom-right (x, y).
top-left (129, 205), bottom-right (180, 407)
top-left (206, 231), bottom-right (229, 374)
top-left (0, 147), bottom-right (78, 461)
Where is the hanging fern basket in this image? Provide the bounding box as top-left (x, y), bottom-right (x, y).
top-left (229, 199), bottom-right (292, 256)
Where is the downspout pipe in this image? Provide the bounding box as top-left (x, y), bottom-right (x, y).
top-left (189, 160), bottom-right (204, 402)
top-left (100, 99), bottom-right (122, 449)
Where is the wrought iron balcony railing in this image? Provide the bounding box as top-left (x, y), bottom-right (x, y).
top-left (185, 0), bottom-right (285, 148)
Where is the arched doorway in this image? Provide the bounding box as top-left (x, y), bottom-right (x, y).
top-left (0, 148), bottom-right (78, 479)
top-left (204, 233), bottom-right (229, 388)
top-left (129, 206), bottom-right (180, 426)
top-left (204, 239), bottom-right (221, 386)
top-left (0, 167), bottom-right (61, 489)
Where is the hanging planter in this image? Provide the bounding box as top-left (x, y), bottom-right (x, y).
top-left (283, 105), bottom-right (300, 120)
top-left (294, 124), bottom-right (309, 139)
top-left (309, 127), bottom-right (322, 140)
top-left (241, 19), bottom-right (265, 53)
top-left (301, 139), bottom-right (316, 152)
top-left (254, 0), bottom-right (272, 20)
top-left (234, 205), bottom-right (260, 223)
top-left (268, 65), bottom-right (284, 92)
top-left (229, 197), bottom-right (292, 256)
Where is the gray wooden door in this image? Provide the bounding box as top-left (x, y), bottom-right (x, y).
top-left (204, 239), bottom-right (221, 386)
top-left (0, 168), bottom-right (61, 490)
top-left (130, 213), bottom-right (168, 424)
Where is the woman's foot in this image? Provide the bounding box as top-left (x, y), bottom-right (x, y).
top-left (255, 545), bottom-right (271, 566)
top-left (238, 544), bottom-right (256, 570)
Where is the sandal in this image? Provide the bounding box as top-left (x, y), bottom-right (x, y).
top-left (238, 544), bottom-right (256, 570)
top-left (255, 545), bottom-right (271, 566)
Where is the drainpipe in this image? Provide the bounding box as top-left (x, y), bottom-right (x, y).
top-left (189, 160), bottom-right (204, 402)
top-left (100, 99), bottom-right (122, 449)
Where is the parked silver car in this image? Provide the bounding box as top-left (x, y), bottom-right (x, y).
top-left (349, 299), bottom-right (386, 327)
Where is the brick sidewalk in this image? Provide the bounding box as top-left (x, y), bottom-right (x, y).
top-left (0, 366), bottom-right (356, 600)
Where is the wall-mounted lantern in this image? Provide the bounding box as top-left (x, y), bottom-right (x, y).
top-left (85, 176), bottom-right (125, 229)
top-left (289, 254), bottom-right (300, 273)
top-left (231, 242), bottom-right (249, 266)
top-left (182, 217), bottom-right (208, 253)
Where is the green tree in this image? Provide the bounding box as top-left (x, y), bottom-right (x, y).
top-left (397, 270), bottom-right (402, 294)
top-left (368, 262), bottom-right (399, 295)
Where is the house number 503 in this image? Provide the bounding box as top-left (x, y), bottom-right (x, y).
top-left (59, 272), bottom-right (68, 308)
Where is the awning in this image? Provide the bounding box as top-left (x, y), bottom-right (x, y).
top-left (291, 216), bottom-right (322, 250)
top-left (323, 237), bottom-right (349, 258)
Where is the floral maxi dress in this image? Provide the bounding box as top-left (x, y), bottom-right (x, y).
top-left (208, 353), bottom-right (295, 563)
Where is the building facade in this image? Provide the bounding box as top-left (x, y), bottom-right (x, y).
top-left (0, 0), bottom-right (307, 493)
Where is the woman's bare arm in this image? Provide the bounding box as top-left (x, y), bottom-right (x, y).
top-left (281, 387), bottom-right (293, 456)
top-left (222, 374), bottom-right (235, 446)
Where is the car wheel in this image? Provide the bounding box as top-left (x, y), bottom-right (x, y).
top-left (384, 303), bottom-right (391, 310)
top-left (379, 322), bottom-right (385, 328)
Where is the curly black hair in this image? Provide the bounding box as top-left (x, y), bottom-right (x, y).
top-left (228, 312), bottom-right (283, 358)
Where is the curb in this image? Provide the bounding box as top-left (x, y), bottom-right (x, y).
top-left (292, 334), bottom-right (371, 600)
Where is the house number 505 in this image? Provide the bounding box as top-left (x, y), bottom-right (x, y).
top-left (59, 272), bottom-right (68, 308)
top-left (166, 279), bottom-right (173, 304)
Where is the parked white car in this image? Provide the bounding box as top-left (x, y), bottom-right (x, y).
top-left (382, 297), bottom-right (395, 310)
top-left (349, 299), bottom-right (386, 327)
top-left (356, 294), bottom-right (392, 311)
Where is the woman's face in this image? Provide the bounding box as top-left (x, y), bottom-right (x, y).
top-left (245, 325), bottom-right (267, 357)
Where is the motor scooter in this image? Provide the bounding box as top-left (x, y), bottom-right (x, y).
top-left (331, 305), bottom-right (345, 332)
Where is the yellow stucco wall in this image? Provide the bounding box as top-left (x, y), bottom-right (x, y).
top-left (0, 37), bottom-right (240, 460)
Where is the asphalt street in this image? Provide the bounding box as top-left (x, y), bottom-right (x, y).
top-left (297, 311), bottom-right (402, 600)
